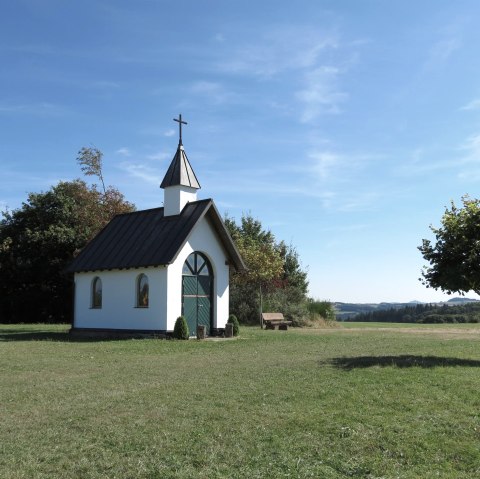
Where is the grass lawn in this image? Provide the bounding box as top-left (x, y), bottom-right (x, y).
top-left (1, 323), bottom-right (479, 479)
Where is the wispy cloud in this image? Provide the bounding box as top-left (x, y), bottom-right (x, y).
top-left (146, 151), bottom-right (170, 162)
top-left (422, 19), bottom-right (463, 72)
top-left (116, 147), bottom-right (131, 157)
top-left (397, 132), bottom-right (480, 180)
top-left (2, 43), bottom-right (58, 55)
top-left (218, 26), bottom-right (338, 77)
top-left (0, 102), bottom-right (68, 116)
top-left (190, 81), bottom-right (236, 105)
top-left (119, 162), bottom-right (162, 185)
top-left (461, 133), bottom-right (480, 153)
top-left (204, 145), bottom-right (378, 213)
top-left (457, 133), bottom-right (480, 180)
top-left (306, 147), bottom-right (378, 182)
top-left (392, 148), bottom-right (443, 176)
top-left (460, 98), bottom-right (480, 111)
top-left (319, 223), bottom-right (369, 234)
top-left (139, 126), bottom-right (176, 137)
top-left (0, 166), bottom-right (67, 211)
top-left (296, 66), bottom-right (347, 122)
top-left (308, 150), bottom-right (343, 179)
top-left (89, 80), bottom-right (121, 90)
top-left (212, 24), bottom-right (349, 123)
top-left (426, 37), bottom-right (461, 67)
top-left (336, 191), bottom-right (381, 212)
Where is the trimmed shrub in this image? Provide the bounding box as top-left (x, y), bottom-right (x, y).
top-left (227, 314), bottom-right (240, 336)
top-left (173, 316), bottom-right (189, 340)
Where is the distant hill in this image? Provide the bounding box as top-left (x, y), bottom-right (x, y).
top-left (337, 300), bottom-right (480, 324)
top-left (446, 297), bottom-right (480, 304)
top-left (335, 302), bottom-right (416, 320)
top-left (335, 298), bottom-right (479, 320)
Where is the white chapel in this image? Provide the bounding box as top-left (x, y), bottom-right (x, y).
top-left (68, 115), bottom-right (245, 337)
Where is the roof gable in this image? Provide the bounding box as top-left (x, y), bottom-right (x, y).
top-left (67, 199), bottom-right (245, 273)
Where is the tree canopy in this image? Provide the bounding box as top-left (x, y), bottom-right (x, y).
top-left (224, 213), bottom-right (310, 324)
top-left (0, 179), bottom-right (134, 323)
top-left (225, 214), bottom-right (284, 287)
top-left (419, 195), bottom-right (480, 295)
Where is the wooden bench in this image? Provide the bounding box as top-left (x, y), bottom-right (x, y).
top-left (262, 313), bottom-right (292, 330)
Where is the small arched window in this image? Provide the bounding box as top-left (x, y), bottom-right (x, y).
top-left (136, 274), bottom-right (149, 308)
top-left (91, 277), bottom-right (102, 309)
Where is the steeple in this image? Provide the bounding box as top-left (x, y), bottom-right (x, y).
top-left (160, 143), bottom-right (201, 190)
top-left (160, 114), bottom-right (201, 216)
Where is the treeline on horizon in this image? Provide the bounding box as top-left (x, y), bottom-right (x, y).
top-left (345, 302), bottom-right (480, 324)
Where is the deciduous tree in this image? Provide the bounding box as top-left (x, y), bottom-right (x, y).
top-left (224, 213), bottom-right (309, 324)
top-left (419, 195), bottom-right (480, 295)
top-left (0, 180), bottom-right (134, 323)
top-left (77, 146), bottom-right (106, 194)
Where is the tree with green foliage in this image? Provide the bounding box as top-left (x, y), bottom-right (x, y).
top-left (0, 180), bottom-right (134, 323)
top-left (173, 316), bottom-right (189, 339)
top-left (419, 196), bottom-right (480, 295)
top-left (264, 241), bottom-right (310, 321)
top-left (224, 213), bottom-right (310, 324)
top-left (225, 214), bottom-right (284, 324)
top-left (278, 241), bottom-right (309, 298)
top-left (225, 214), bottom-right (284, 287)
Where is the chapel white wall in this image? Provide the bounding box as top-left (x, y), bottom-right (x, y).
top-left (165, 215), bottom-right (230, 331)
top-left (73, 215), bottom-right (230, 332)
top-left (74, 267), bottom-right (168, 330)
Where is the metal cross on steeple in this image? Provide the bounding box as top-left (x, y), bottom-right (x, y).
top-left (173, 114), bottom-right (187, 145)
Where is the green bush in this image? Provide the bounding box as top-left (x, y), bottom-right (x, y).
top-left (230, 282), bottom-right (259, 324)
top-left (307, 299), bottom-right (336, 321)
top-left (173, 316), bottom-right (189, 340)
top-left (263, 288), bottom-right (310, 326)
top-left (227, 314), bottom-right (240, 336)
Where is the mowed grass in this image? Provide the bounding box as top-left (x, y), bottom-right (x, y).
top-left (1, 324), bottom-right (479, 479)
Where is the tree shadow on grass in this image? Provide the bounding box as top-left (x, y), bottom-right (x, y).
top-left (328, 355), bottom-right (480, 370)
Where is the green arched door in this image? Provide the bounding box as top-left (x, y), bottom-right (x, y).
top-left (182, 252), bottom-right (213, 335)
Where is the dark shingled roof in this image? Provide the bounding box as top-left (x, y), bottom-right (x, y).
top-left (160, 144), bottom-right (201, 189)
top-left (67, 199), bottom-right (245, 273)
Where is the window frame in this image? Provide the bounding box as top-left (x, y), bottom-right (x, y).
top-left (136, 273), bottom-right (149, 308)
top-left (91, 276), bottom-right (102, 309)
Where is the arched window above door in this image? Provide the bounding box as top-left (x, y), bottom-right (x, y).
top-left (182, 252), bottom-right (212, 277)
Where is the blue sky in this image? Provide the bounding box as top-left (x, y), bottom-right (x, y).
top-left (2, 0), bottom-right (480, 303)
